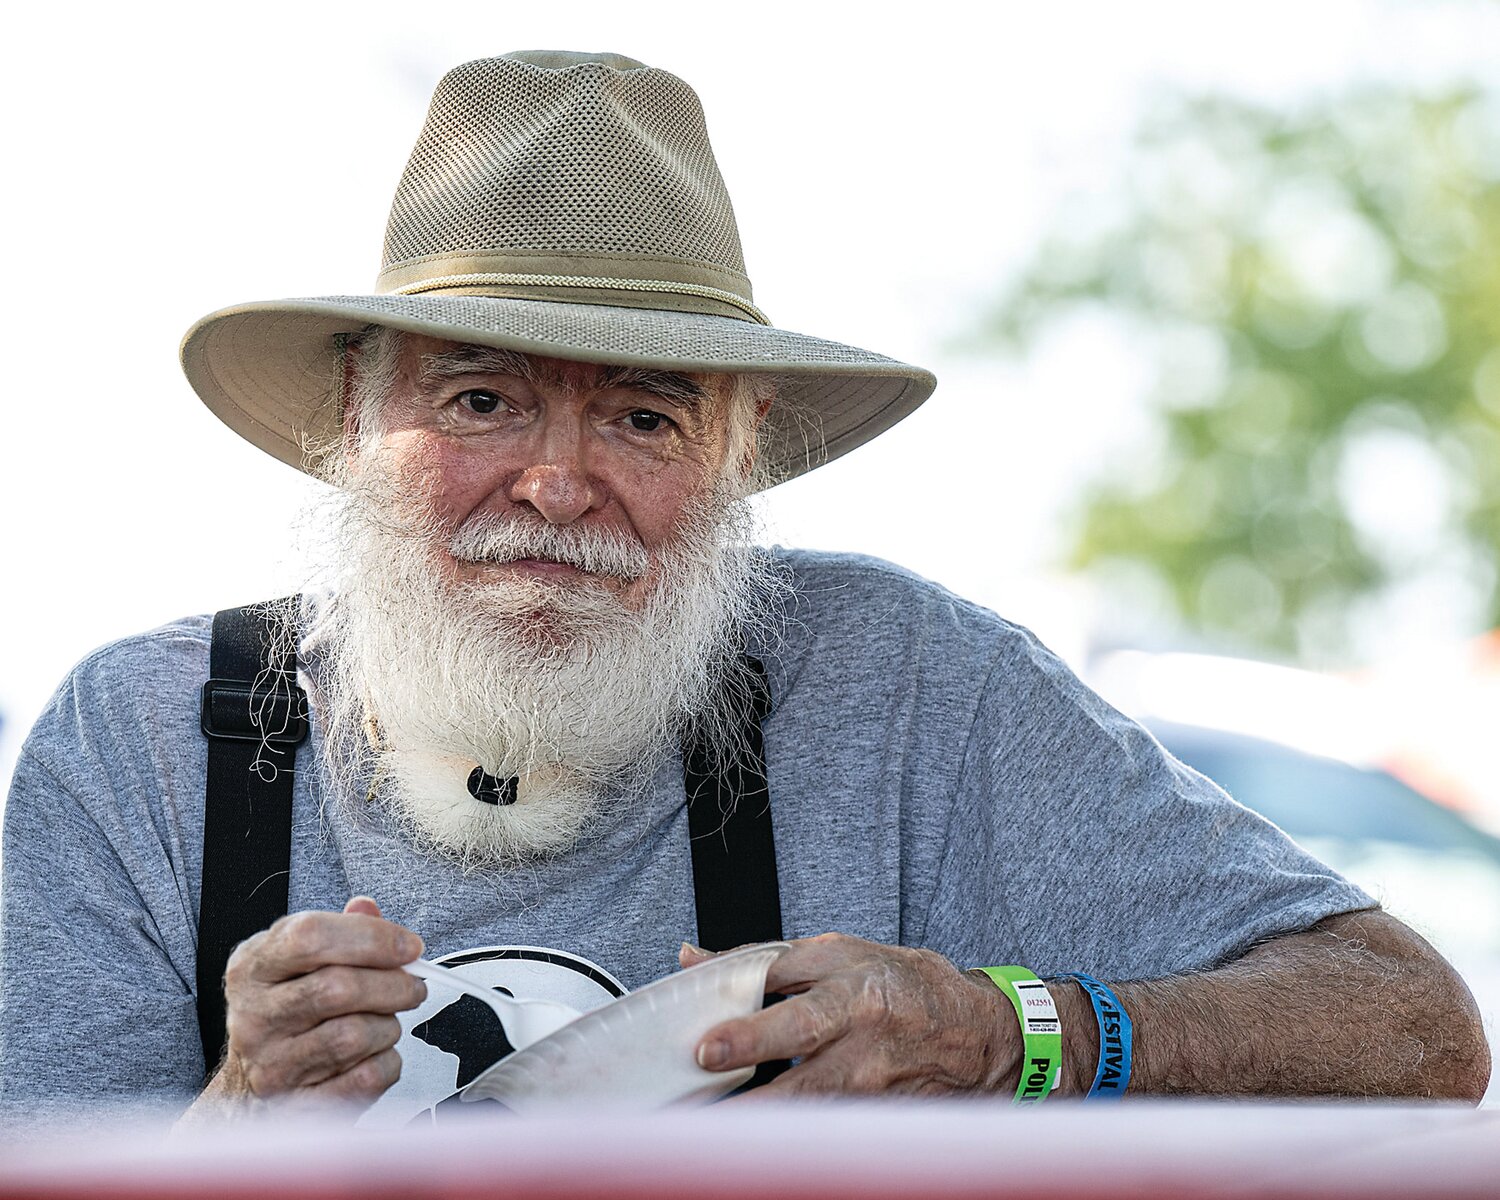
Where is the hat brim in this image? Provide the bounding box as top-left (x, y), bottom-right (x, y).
top-left (180, 294), bottom-right (935, 489)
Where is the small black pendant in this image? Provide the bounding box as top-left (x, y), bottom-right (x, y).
top-left (467, 766), bottom-right (518, 806)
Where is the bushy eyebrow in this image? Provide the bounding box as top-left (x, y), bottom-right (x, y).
top-left (415, 346), bottom-right (707, 410)
top-left (417, 346), bottom-right (536, 389)
top-left (597, 366), bottom-right (707, 410)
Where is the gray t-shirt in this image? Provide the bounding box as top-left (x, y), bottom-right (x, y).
top-left (0, 550), bottom-right (1372, 1125)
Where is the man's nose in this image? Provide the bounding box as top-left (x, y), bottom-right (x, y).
top-left (507, 437), bottom-right (604, 525)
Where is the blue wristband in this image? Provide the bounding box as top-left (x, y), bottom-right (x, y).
top-left (1061, 973), bottom-right (1132, 1099)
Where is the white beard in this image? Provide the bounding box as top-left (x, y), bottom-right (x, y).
top-left (305, 448), bottom-right (782, 870)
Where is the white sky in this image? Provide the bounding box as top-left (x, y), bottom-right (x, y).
top-left (2, 0), bottom-right (1496, 790)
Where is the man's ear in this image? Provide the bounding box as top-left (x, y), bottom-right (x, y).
top-left (741, 392), bottom-right (774, 480)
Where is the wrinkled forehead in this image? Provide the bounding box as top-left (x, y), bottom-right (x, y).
top-left (403, 336), bottom-right (729, 409)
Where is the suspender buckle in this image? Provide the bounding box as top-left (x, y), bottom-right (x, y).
top-left (200, 678), bottom-right (309, 745)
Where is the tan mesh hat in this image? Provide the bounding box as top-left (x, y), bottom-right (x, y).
top-left (180, 50), bottom-right (936, 488)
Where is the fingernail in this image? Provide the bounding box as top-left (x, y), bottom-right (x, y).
top-left (682, 942), bottom-right (712, 958)
top-left (697, 1039), bottom-right (729, 1070)
top-left (404, 933), bottom-right (425, 958)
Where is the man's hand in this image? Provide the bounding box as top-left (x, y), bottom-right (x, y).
top-left (683, 933), bottom-right (1018, 1096)
top-left (189, 897), bottom-right (426, 1116)
top-left (687, 913), bottom-right (1491, 1102)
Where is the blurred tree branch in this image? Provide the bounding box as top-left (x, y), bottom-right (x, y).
top-left (975, 88), bottom-right (1500, 662)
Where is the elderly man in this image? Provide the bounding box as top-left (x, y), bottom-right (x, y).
top-left (0, 51), bottom-right (1489, 1125)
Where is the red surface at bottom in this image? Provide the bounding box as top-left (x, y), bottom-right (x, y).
top-left (3, 1100), bottom-right (1497, 1200)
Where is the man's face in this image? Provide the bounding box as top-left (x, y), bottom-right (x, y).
top-left (354, 335), bottom-right (741, 610)
top-left (319, 333), bottom-right (777, 865)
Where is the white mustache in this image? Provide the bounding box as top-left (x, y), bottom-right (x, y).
top-left (448, 513), bottom-right (651, 580)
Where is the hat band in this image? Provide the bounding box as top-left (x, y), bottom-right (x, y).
top-left (389, 272), bottom-right (771, 325)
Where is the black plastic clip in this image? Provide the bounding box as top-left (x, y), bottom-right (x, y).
top-left (200, 679), bottom-right (309, 746)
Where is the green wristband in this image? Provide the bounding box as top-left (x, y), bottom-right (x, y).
top-left (969, 966), bottom-right (1062, 1104)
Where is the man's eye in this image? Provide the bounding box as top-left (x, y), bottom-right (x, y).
top-left (628, 410), bottom-right (666, 432)
top-left (457, 389), bottom-right (502, 415)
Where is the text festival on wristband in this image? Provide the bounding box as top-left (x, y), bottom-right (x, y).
top-left (967, 967), bottom-right (1133, 1102)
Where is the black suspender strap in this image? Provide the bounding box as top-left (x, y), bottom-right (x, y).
top-left (684, 656), bottom-right (788, 1087)
top-left (683, 657), bottom-right (782, 951)
top-left (197, 601), bottom-right (307, 1077)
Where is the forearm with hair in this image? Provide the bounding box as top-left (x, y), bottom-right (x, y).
top-left (1046, 910), bottom-right (1491, 1101)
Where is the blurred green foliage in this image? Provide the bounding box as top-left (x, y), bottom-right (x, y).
top-left (978, 87), bottom-right (1500, 662)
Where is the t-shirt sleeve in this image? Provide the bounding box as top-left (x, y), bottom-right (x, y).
top-left (0, 658), bottom-right (205, 1129)
top-left (921, 625), bottom-right (1376, 980)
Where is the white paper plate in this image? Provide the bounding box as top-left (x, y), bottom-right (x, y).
top-left (460, 942), bottom-right (790, 1113)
